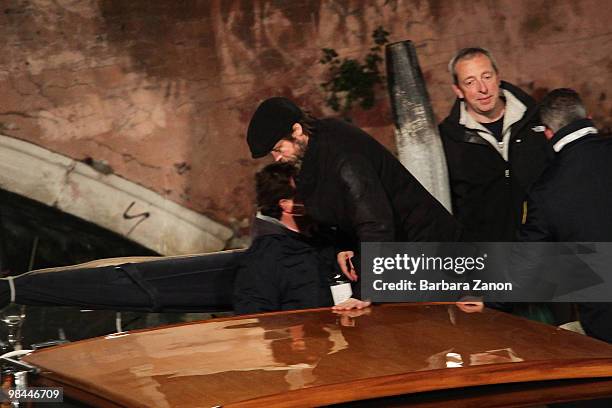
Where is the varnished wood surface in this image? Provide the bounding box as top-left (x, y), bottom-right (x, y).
top-left (328, 377), bottom-right (612, 408)
top-left (23, 303), bottom-right (612, 407)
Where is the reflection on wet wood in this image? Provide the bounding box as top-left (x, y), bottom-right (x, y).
top-left (23, 303), bottom-right (612, 407)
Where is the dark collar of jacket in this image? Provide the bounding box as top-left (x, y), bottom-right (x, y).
top-left (440, 81), bottom-right (537, 145)
top-left (251, 213), bottom-right (302, 240)
top-left (550, 118), bottom-right (599, 152)
top-left (249, 214), bottom-right (325, 257)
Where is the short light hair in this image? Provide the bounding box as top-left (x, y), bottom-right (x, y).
top-left (539, 88), bottom-right (587, 133)
top-left (448, 47), bottom-right (499, 85)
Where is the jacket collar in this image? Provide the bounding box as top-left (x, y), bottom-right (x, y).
top-left (456, 88), bottom-right (528, 160)
top-left (459, 89), bottom-right (526, 132)
top-left (444, 81), bottom-right (536, 139)
top-left (551, 118), bottom-right (598, 152)
top-left (251, 212), bottom-right (301, 239)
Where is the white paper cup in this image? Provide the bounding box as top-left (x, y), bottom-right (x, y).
top-left (330, 283), bottom-right (352, 305)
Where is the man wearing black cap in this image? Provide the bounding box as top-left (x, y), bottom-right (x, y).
top-left (247, 97), bottom-right (461, 280)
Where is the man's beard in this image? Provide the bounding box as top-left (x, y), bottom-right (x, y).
top-left (287, 138), bottom-right (308, 170)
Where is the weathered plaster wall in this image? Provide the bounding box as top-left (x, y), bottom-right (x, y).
top-left (1, 0), bottom-right (610, 240)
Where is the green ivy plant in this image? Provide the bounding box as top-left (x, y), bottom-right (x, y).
top-left (320, 26), bottom-right (390, 116)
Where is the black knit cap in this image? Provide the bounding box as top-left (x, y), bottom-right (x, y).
top-left (247, 97), bottom-right (303, 159)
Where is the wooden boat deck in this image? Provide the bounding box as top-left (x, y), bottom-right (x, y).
top-left (23, 303), bottom-right (612, 407)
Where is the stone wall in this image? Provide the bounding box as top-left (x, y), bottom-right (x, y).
top-left (1, 0), bottom-right (610, 241)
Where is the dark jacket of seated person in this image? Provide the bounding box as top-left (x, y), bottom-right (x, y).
top-left (233, 214), bottom-right (335, 315)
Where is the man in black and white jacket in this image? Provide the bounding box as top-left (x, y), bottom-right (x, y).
top-left (518, 88), bottom-right (612, 343)
top-left (440, 47), bottom-right (552, 242)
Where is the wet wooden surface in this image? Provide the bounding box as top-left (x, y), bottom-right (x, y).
top-left (23, 303), bottom-right (612, 407)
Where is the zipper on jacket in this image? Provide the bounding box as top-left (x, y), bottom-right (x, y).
top-left (505, 168), bottom-right (510, 178)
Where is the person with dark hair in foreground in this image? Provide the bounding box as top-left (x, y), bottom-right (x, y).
top-left (233, 162), bottom-right (370, 315)
top-left (518, 88), bottom-right (612, 343)
top-left (246, 97), bottom-right (461, 281)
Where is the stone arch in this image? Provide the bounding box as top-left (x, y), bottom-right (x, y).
top-left (0, 134), bottom-right (232, 256)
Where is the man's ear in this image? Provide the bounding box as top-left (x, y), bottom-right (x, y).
top-left (291, 123), bottom-right (303, 138)
top-left (544, 127), bottom-right (555, 140)
top-left (452, 84), bottom-right (464, 99)
top-left (279, 198), bottom-right (292, 213)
